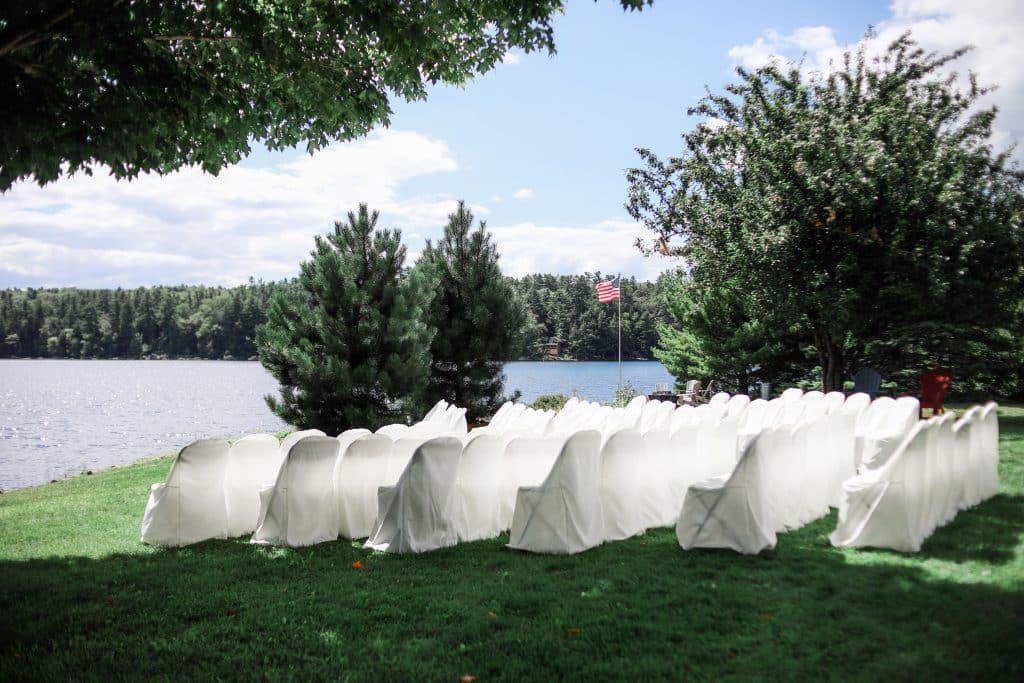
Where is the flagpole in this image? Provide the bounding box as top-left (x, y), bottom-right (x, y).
top-left (617, 273), bottom-right (622, 393)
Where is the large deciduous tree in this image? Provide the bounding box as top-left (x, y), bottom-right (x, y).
top-left (627, 33), bottom-right (1024, 393)
top-left (1, 0), bottom-right (649, 190)
top-left (256, 204), bottom-right (433, 433)
top-left (417, 201), bottom-right (523, 422)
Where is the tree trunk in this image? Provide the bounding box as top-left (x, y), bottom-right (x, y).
top-left (811, 323), bottom-right (845, 393)
top-left (736, 372), bottom-right (750, 396)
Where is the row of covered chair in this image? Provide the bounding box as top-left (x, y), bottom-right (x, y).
top-left (142, 392), bottom-right (1001, 556)
top-left (830, 402), bottom-right (999, 551)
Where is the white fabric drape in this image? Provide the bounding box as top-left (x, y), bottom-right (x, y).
top-left (252, 435), bottom-right (341, 547)
top-left (336, 434), bottom-right (392, 539)
top-left (451, 434), bottom-right (506, 542)
top-left (141, 438), bottom-right (231, 547)
top-left (508, 430), bottom-right (604, 554)
top-left (224, 433), bottom-right (283, 537)
top-left (676, 429), bottom-right (777, 555)
top-left (365, 437), bottom-right (463, 554)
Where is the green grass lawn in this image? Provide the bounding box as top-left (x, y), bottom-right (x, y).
top-left (1, 406), bottom-right (1022, 681)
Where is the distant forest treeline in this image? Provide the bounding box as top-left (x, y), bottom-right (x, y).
top-left (0, 275), bottom-right (669, 362)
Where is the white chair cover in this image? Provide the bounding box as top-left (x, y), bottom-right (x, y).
top-left (252, 435), bottom-right (341, 547)
top-left (796, 402), bottom-right (835, 523)
top-left (854, 397), bottom-right (896, 469)
top-left (639, 400), bottom-right (674, 434)
top-left (824, 393), bottom-right (870, 505)
top-left (376, 423), bottom-right (409, 438)
top-left (666, 417), bottom-right (705, 505)
top-left (693, 403), bottom-right (728, 480)
top-left (709, 392), bottom-right (730, 406)
top-left (735, 398), bottom-right (768, 457)
top-left (224, 433), bottom-right (283, 537)
top-left (726, 393), bottom-right (751, 415)
top-left (500, 434), bottom-right (568, 528)
top-left (445, 406), bottom-right (469, 435)
top-left (831, 420), bottom-right (932, 552)
top-left (953, 407), bottom-right (982, 508)
top-left (503, 402), bottom-right (530, 430)
top-left (780, 387), bottom-right (804, 402)
top-left (601, 409), bottom-right (639, 439)
top-left (279, 429), bottom-right (326, 455)
top-left (336, 434), bottom-right (392, 539)
top-left (773, 400), bottom-right (805, 428)
top-left (600, 429), bottom-right (648, 540)
top-left (640, 429), bottom-right (679, 526)
top-left (977, 402), bottom-right (1000, 501)
top-left (365, 437), bottom-right (463, 554)
top-left (759, 419), bottom-right (815, 532)
top-left (707, 398), bottom-right (746, 474)
top-left (508, 430), bottom-right (604, 554)
top-left (386, 435), bottom-right (436, 485)
top-left (858, 396), bottom-right (920, 472)
top-left (550, 398), bottom-right (580, 432)
top-left (823, 391), bottom-right (846, 414)
top-left (922, 414), bottom-right (956, 533)
top-left (669, 404), bottom-right (695, 436)
top-left (422, 399), bottom-right (448, 421)
top-left (624, 395), bottom-right (648, 419)
top-left (452, 434), bottom-right (507, 542)
top-left (141, 438), bottom-right (231, 546)
top-left (338, 427), bottom-right (373, 449)
top-left (802, 390), bottom-right (824, 402)
top-left (676, 429), bottom-right (776, 555)
top-left (485, 401), bottom-right (514, 430)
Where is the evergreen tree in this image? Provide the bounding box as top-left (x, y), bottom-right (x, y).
top-left (418, 202), bottom-right (525, 422)
top-left (257, 204), bottom-right (434, 433)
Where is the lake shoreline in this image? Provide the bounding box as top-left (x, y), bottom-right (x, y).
top-left (0, 359), bottom-right (673, 491)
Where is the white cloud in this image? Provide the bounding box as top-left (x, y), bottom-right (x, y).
top-left (488, 218), bottom-right (667, 281)
top-left (512, 188), bottom-right (534, 200)
top-left (502, 50), bottom-right (523, 65)
top-left (727, 27), bottom-right (840, 71)
top-left (728, 1), bottom-right (1024, 158)
top-left (0, 129), bottom-right (460, 288)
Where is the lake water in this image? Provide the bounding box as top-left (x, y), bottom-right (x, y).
top-left (0, 359), bottom-right (673, 491)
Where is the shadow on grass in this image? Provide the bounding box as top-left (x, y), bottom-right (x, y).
top-left (1, 525), bottom-right (1022, 681)
top-left (913, 494), bottom-right (1024, 564)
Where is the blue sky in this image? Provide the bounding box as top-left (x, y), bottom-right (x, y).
top-left (2, 0), bottom-right (1021, 287)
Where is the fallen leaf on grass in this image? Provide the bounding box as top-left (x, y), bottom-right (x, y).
top-left (351, 560), bottom-right (364, 570)
top-left (460, 675), bottom-right (478, 683)
top-left (487, 612), bottom-right (497, 619)
top-left (566, 628), bottom-right (581, 637)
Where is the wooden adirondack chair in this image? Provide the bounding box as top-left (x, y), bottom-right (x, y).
top-left (919, 369), bottom-right (951, 418)
top-left (852, 368), bottom-right (882, 399)
top-left (679, 379), bottom-right (703, 405)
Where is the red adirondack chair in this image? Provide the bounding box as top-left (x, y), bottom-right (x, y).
top-left (919, 369), bottom-right (951, 418)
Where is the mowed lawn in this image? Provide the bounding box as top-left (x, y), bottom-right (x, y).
top-left (1, 406), bottom-right (1022, 681)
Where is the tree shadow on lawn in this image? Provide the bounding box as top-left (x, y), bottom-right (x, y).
top-left (910, 494), bottom-right (1024, 564)
top-left (1, 525), bottom-right (1022, 681)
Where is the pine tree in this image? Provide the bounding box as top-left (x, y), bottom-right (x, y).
top-left (417, 201), bottom-right (524, 422)
top-left (257, 204), bottom-right (434, 433)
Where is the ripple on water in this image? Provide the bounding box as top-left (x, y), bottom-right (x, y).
top-left (0, 359), bottom-right (673, 491)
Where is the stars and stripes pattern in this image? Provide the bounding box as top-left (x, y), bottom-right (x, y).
top-left (595, 274), bottom-right (621, 303)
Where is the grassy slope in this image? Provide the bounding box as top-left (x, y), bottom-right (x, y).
top-left (1, 407), bottom-right (1022, 682)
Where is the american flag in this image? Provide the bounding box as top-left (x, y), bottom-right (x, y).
top-left (595, 275), bottom-right (621, 303)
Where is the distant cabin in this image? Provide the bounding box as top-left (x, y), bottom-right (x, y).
top-left (542, 337), bottom-right (566, 359)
